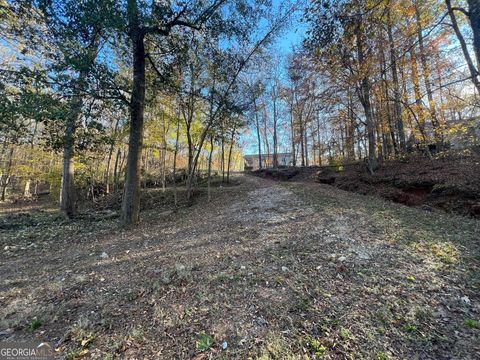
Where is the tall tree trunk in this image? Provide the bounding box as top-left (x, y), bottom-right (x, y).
top-left (435, 53), bottom-right (447, 140)
top-left (60, 67), bottom-right (88, 217)
top-left (409, 47), bottom-right (426, 139)
top-left (25, 121), bottom-right (38, 198)
top-left (290, 99), bottom-right (296, 166)
top-left (186, 122), bottom-right (194, 175)
top-left (299, 113), bottom-right (305, 166)
top-left (173, 119), bottom-right (180, 207)
top-left (143, 149), bottom-right (150, 188)
top-left (121, 0), bottom-right (145, 226)
top-left (113, 148), bottom-right (121, 191)
top-left (161, 110), bottom-right (167, 192)
top-left (1, 146), bottom-right (14, 201)
top-left (60, 43), bottom-right (95, 216)
top-left (355, 20), bottom-right (376, 171)
top-left (272, 85), bottom-right (278, 168)
top-left (415, 1), bottom-right (441, 143)
top-left (387, 9), bottom-right (406, 151)
top-left (262, 105), bottom-right (270, 167)
top-left (105, 119), bottom-right (120, 194)
top-left (253, 97), bottom-right (262, 169)
top-left (380, 43), bottom-right (397, 156)
top-left (226, 127), bottom-right (236, 183)
top-left (399, 58), bottom-right (415, 145)
top-left (105, 146), bottom-right (113, 195)
top-left (60, 71), bottom-right (87, 217)
top-left (60, 99), bottom-right (80, 217)
top-left (340, 120), bottom-right (346, 159)
top-left (304, 123), bottom-right (309, 166)
top-left (356, 126), bottom-right (363, 159)
top-left (24, 179), bottom-right (31, 197)
top-left (207, 135), bottom-right (214, 202)
top-left (221, 133), bottom-right (225, 183)
top-left (183, 65), bottom-right (197, 176)
top-left (346, 91), bottom-right (355, 160)
top-left (374, 106), bottom-right (385, 163)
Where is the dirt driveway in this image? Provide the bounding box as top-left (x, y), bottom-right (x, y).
top-left (1, 175), bottom-right (479, 359)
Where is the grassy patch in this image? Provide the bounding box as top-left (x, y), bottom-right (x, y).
top-left (339, 327), bottom-right (351, 340)
top-left (128, 326), bottom-right (146, 343)
top-left (464, 319), bottom-right (479, 329)
top-left (377, 352), bottom-right (390, 360)
top-left (196, 332), bottom-right (214, 351)
top-left (308, 337), bottom-right (326, 357)
top-left (256, 337), bottom-right (302, 360)
top-left (287, 183), bottom-right (478, 271)
top-left (403, 323), bottom-right (418, 333)
top-left (410, 241), bottom-right (460, 267)
top-left (293, 297), bottom-right (312, 312)
top-left (65, 348), bottom-right (89, 360)
top-left (28, 318), bottom-right (42, 331)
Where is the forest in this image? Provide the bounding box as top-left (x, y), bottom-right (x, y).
top-left (1, 0), bottom-right (479, 359)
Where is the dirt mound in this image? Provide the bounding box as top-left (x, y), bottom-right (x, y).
top-left (315, 167), bottom-right (338, 184)
top-left (251, 167), bottom-right (300, 181)
top-left (329, 155), bottom-right (480, 217)
top-left (252, 153), bottom-right (480, 217)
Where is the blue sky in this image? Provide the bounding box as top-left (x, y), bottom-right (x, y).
top-left (240, 1), bottom-right (307, 155)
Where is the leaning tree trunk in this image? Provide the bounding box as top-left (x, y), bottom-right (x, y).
top-left (467, 0), bottom-right (480, 68)
top-left (121, 4), bottom-right (145, 227)
top-left (446, 0), bottom-right (480, 93)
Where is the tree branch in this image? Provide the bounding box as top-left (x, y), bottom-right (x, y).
top-left (452, 7), bottom-right (470, 17)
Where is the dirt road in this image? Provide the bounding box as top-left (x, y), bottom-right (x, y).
top-left (1, 175), bottom-right (479, 359)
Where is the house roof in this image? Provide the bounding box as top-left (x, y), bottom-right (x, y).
top-left (243, 153), bottom-right (292, 159)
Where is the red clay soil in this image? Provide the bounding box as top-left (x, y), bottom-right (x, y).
top-left (252, 153), bottom-right (480, 217)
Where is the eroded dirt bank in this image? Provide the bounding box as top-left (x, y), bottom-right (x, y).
top-left (1, 175), bottom-right (479, 359)
top-left (253, 153), bottom-right (480, 218)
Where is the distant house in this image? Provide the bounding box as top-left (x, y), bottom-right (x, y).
top-left (243, 153), bottom-right (293, 170)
